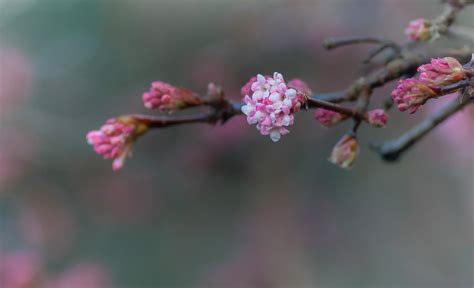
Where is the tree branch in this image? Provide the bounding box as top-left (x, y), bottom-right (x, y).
top-left (306, 97), bottom-right (366, 120)
top-left (371, 92), bottom-right (473, 161)
top-left (323, 36), bottom-right (400, 52)
top-left (133, 96), bottom-right (369, 131)
top-left (440, 78), bottom-right (473, 94)
top-left (130, 100), bottom-right (242, 129)
top-left (89, 0), bottom-right (474, 170)
top-left (314, 48), bottom-right (473, 103)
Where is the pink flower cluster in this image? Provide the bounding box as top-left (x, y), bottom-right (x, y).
top-left (142, 81), bottom-right (200, 111)
top-left (86, 117), bottom-right (148, 171)
top-left (367, 109), bottom-right (388, 127)
top-left (241, 73), bottom-right (306, 142)
top-left (314, 108), bottom-right (347, 127)
top-left (405, 18), bottom-right (432, 41)
top-left (329, 134), bottom-right (358, 169)
top-left (392, 57), bottom-right (468, 114)
top-left (391, 79), bottom-right (436, 114)
top-left (417, 57), bottom-right (466, 86)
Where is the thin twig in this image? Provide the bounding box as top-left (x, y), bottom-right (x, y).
top-left (306, 97), bottom-right (366, 120)
top-left (363, 43), bottom-right (400, 64)
top-left (440, 78), bottom-right (473, 94)
top-left (322, 36), bottom-right (399, 51)
top-left (130, 112), bottom-right (221, 128)
top-left (131, 100), bottom-right (242, 129)
top-left (314, 48), bottom-right (473, 103)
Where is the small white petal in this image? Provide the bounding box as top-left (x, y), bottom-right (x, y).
top-left (285, 89), bottom-right (297, 98)
top-left (254, 111), bottom-right (264, 121)
top-left (273, 72), bottom-right (283, 81)
top-left (253, 91), bottom-right (263, 100)
top-left (270, 112), bottom-right (277, 122)
top-left (248, 117), bottom-right (258, 124)
top-left (241, 105), bottom-right (252, 116)
top-left (269, 130), bottom-right (281, 142)
top-left (269, 92), bottom-right (281, 102)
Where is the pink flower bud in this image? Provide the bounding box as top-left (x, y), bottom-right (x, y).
top-left (142, 81), bottom-right (200, 111)
top-left (287, 78), bottom-right (312, 95)
top-left (240, 76), bottom-right (257, 97)
top-left (405, 18), bottom-right (432, 42)
top-left (314, 108), bottom-right (347, 127)
top-left (367, 109), bottom-right (388, 127)
top-left (329, 134), bottom-right (359, 169)
top-left (241, 73), bottom-right (306, 142)
top-left (86, 116), bottom-right (149, 171)
top-left (418, 57), bottom-right (466, 86)
top-left (391, 78), bottom-right (437, 114)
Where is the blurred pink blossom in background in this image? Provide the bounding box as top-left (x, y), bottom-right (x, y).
top-left (18, 192), bottom-right (77, 259)
top-left (82, 173), bottom-right (158, 227)
top-left (0, 251), bottom-right (112, 288)
top-left (404, 18), bottom-right (431, 42)
top-left (0, 251), bottom-right (42, 288)
top-left (0, 47), bottom-right (33, 117)
top-left (0, 129), bottom-right (35, 190)
top-left (428, 94), bottom-right (474, 161)
top-left (46, 262), bottom-right (111, 288)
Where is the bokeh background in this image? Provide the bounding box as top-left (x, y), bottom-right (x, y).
top-left (1, 0), bottom-right (473, 287)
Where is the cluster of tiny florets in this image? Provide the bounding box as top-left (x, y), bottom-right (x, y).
top-left (241, 72), bottom-right (306, 142)
top-left (417, 57), bottom-right (466, 86)
top-left (329, 134), bottom-right (359, 169)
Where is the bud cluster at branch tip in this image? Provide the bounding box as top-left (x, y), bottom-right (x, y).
top-left (142, 81), bottom-right (201, 112)
top-left (405, 18), bottom-right (433, 42)
top-left (329, 134), bottom-right (359, 169)
top-left (417, 57), bottom-right (467, 86)
top-left (391, 79), bottom-right (437, 114)
top-left (241, 72), bottom-right (307, 142)
top-left (86, 116), bottom-right (149, 171)
top-left (391, 57), bottom-right (471, 114)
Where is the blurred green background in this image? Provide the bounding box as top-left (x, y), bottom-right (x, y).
top-left (1, 0), bottom-right (473, 287)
